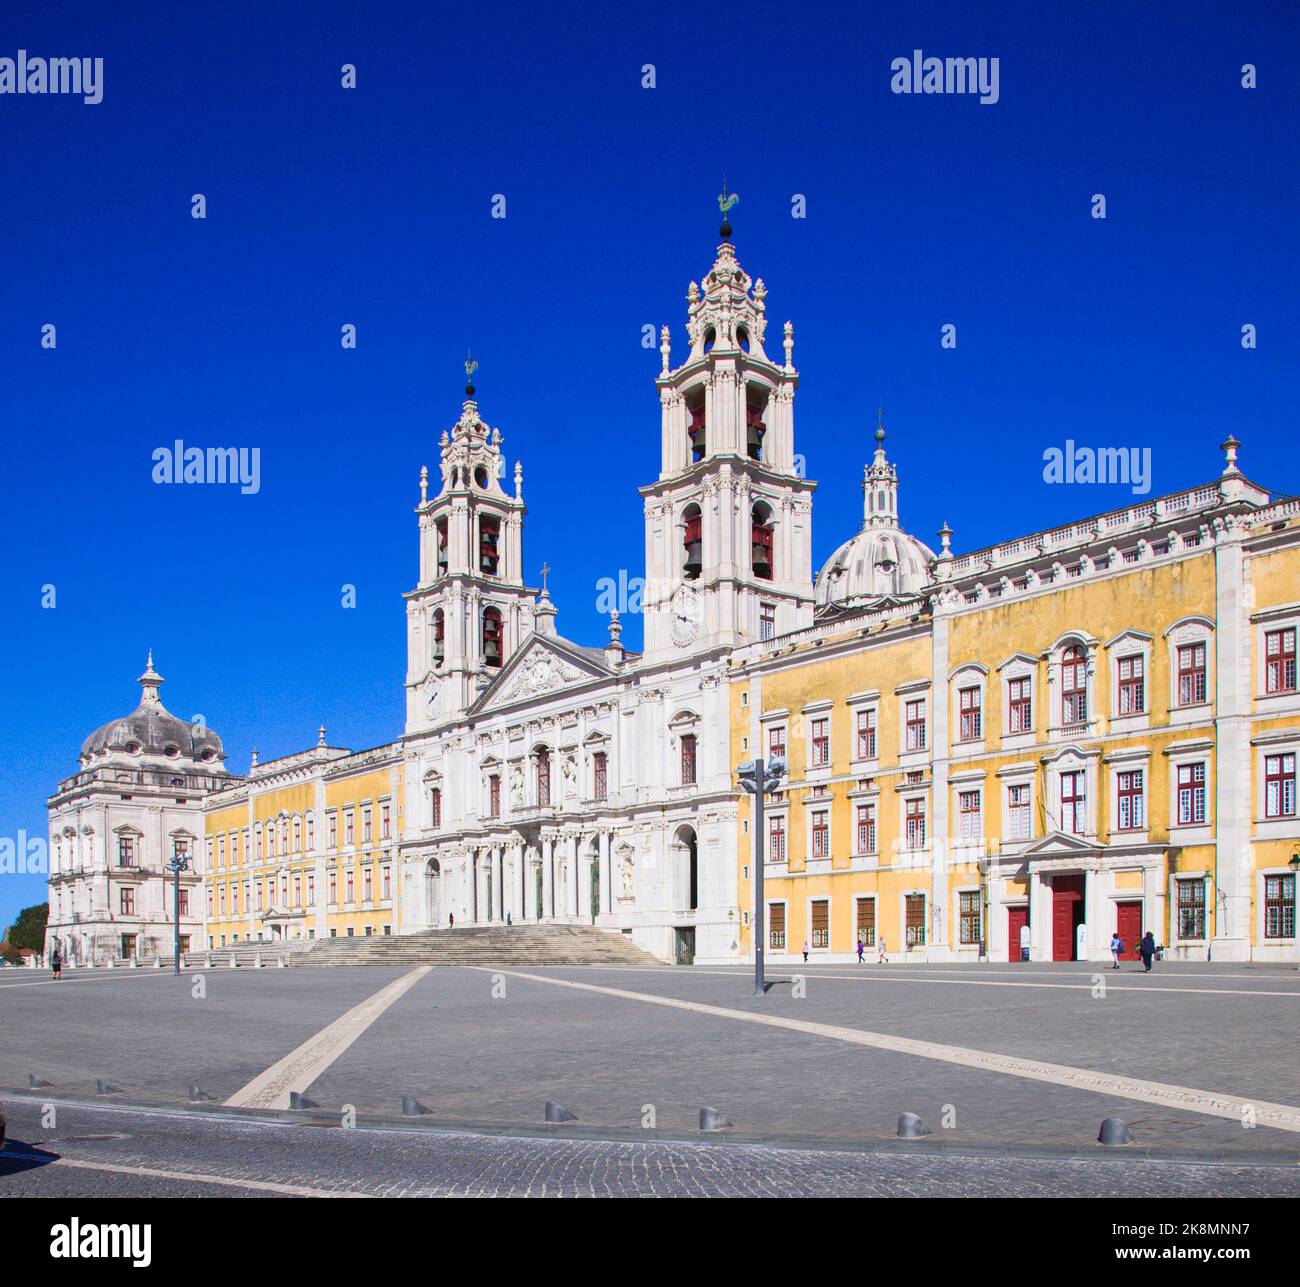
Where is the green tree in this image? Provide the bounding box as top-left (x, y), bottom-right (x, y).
top-left (8, 903), bottom-right (48, 952)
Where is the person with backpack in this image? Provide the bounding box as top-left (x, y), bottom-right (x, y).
top-left (1109, 931), bottom-right (1123, 969)
top-left (1139, 930), bottom-right (1157, 973)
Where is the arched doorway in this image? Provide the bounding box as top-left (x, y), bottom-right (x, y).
top-left (674, 825), bottom-right (699, 911)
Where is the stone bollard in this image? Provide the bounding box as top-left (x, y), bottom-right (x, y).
top-left (277, 955), bottom-right (287, 968)
top-left (154, 955), bottom-right (163, 968)
top-left (230, 956), bottom-right (239, 968)
top-left (130, 957), bottom-right (139, 969)
top-left (254, 953), bottom-right (263, 969)
top-left (106, 957), bottom-right (114, 969)
top-left (204, 955), bottom-right (213, 969)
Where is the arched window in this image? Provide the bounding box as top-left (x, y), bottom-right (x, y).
top-left (479, 515), bottom-right (500, 576)
top-left (432, 608), bottom-right (445, 667)
top-left (751, 502), bottom-right (774, 581)
top-left (482, 607), bottom-right (504, 667)
top-left (1062, 644), bottom-right (1088, 724)
top-left (682, 504), bottom-right (702, 581)
top-left (430, 787), bottom-right (442, 829)
top-left (687, 398), bottom-right (706, 462)
top-left (435, 518), bottom-right (448, 577)
top-left (536, 749), bottom-right (551, 806)
top-left (746, 397), bottom-right (767, 460)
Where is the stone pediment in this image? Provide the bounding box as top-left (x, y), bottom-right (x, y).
top-left (1021, 831), bottom-right (1102, 860)
top-left (471, 636), bottom-right (612, 716)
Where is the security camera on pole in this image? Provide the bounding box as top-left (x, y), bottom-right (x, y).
top-left (737, 754), bottom-right (786, 996)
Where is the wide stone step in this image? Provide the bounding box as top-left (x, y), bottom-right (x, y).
top-left (299, 925), bottom-right (662, 967)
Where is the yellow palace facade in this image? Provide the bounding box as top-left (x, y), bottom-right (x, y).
top-left (730, 436), bottom-right (1300, 965)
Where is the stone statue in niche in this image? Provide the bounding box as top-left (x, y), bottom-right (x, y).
top-left (620, 852), bottom-right (634, 899)
top-left (510, 768), bottom-right (525, 807)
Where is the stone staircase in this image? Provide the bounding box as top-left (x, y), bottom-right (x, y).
top-left (299, 924), bottom-right (663, 967)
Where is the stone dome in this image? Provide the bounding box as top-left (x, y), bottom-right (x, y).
top-left (79, 654), bottom-right (225, 765)
top-left (814, 419), bottom-right (936, 612)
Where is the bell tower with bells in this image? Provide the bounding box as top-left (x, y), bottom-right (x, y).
top-left (405, 358), bottom-right (538, 733)
top-left (640, 189), bottom-right (816, 659)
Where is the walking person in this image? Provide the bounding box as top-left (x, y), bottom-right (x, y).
top-left (877, 936), bottom-right (888, 965)
top-left (802, 940), bottom-right (809, 964)
top-left (448, 912), bottom-right (454, 930)
top-left (1109, 931), bottom-right (1123, 970)
top-left (856, 937), bottom-right (865, 964)
top-left (1139, 930), bottom-right (1156, 973)
top-left (50, 944), bottom-right (62, 981)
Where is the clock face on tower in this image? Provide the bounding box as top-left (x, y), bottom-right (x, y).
top-left (670, 584), bottom-right (702, 647)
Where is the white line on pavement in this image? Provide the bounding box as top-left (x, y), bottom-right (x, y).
top-left (0, 1150), bottom-right (369, 1197)
top-left (224, 966), bottom-right (432, 1111)
top-left (482, 967), bottom-right (1300, 1134)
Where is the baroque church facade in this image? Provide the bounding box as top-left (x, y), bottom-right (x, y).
top-left (46, 230), bottom-right (1299, 966)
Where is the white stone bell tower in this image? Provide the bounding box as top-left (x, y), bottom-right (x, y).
top-left (405, 365), bottom-right (538, 732)
top-left (640, 200), bottom-right (816, 658)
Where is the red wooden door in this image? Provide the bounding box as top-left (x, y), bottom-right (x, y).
top-left (1007, 906), bottom-right (1029, 962)
top-left (1116, 901), bottom-right (1142, 960)
top-left (1052, 874), bottom-right (1086, 961)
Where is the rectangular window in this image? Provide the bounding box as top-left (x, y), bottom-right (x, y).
top-left (178, 889), bottom-right (190, 917)
top-left (811, 810), bottom-right (829, 858)
top-left (769, 815), bottom-right (786, 862)
top-left (1265, 627), bottom-right (1297, 693)
top-left (1177, 879), bottom-right (1206, 941)
top-left (759, 602), bottom-right (776, 641)
top-left (810, 718), bottom-right (830, 767)
top-left (293, 874), bottom-right (302, 907)
top-left (489, 774), bottom-right (501, 817)
top-left (306, 815), bottom-right (314, 850)
top-left (810, 899), bottom-right (830, 949)
top-left (1060, 770), bottom-right (1086, 834)
top-left (1177, 643), bottom-right (1207, 706)
top-left (120, 887), bottom-right (136, 916)
top-left (345, 811), bottom-right (355, 847)
top-left (1117, 654), bottom-right (1145, 714)
top-left (217, 834), bottom-right (225, 868)
top-left (362, 806), bottom-right (372, 844)
top-left (768, 724), bottom-right (786, 760)
top-left (328, 870), bottom-right (337, 906)
top-left (1008, 676), bottom-right (1033, 732)
top-left (431, 788), bottom-right (442, 828)
top-left (958, 790), bottom-right (981, 842)
top-left (1264, 874), bottom-right (1295, 939)
top-left (958, 890), bottom-right (981, 946)
top-left (769, 902), bottom-right (786, 950)
top-left (1007, 783), bottom-right (1031, 840)
top-left (905, 699), bottom-right (927, 752)
top-left (681, 734), bottom-right (697, 786)
top-left (855, 803), bottom-right (876, 854)
top-left (328, 814), bottom-right (337, 849)
top-left (293, 816), bottom-right (302, 852)
top-left (905, 797), bottom-right (926, 850)
top-left (308, 872), bottom-right (315, 904)
top-left (958, 687), bottom-right (982, 741)
top-left (382, 865), bottom-right (391, 900)
top-left (346, 870), bottom-right (355, 903)
top-left (1117, 769), bottom-right (1145, 830)
top-left (593, 752), bottom-right (608, 802)
top-left (905, 893), bottom-right (926, 947)
top-left (117, 835), bottom-right (135, 867)
top-left (855, 898), bottom-right (876, 947)
top-left (256, 879), bottom-right (264, 910)
top-left (1177, 762), bottom-right (1206, 825)
top-left (381, 803), bottom-right (391, 840)
top-left (1265, 753), bottom-right (1296, 818)
top-left (855, 708), bottom-right (877, 760)
top-left (363, 868), bottom-right (373, 903)
top-left (1061, 647), bottom-right (1088, 725)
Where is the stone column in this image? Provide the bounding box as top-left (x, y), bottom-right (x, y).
top-left (493, 847), bottom-right (504, 922)
top-left (515, 843), bottom-right (526, 921)
top-left (542, 837), bottom-right (554, 920)
top-left (598, 831), bottom-right (612, 919)
top-left (567, 833), bottom-right (580, 918)
top-left (1029, 869), bottom-right (1046, 962)
top-left (469, 850), bottom-right (479, 923)
top-left (578, 838), bottom-right (593, 922)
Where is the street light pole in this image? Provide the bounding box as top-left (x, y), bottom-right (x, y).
top-left (165, 848), bottom-right (191, 976)
top-left (739, 755), bottom-right (784, 998)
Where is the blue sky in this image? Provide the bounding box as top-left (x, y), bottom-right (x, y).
top-left (2, 0), bottom-right (1297, 930)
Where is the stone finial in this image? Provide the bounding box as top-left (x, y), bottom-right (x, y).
top-left (514, 460), bottom-right (523, 501)
top-left (1220, 434), bottom-right (1241, 476)
top-left (660, 325), bottom-right (671, 375)
top-left (783, 321), bottom-right (794, 371)
top-left (250, 747), bottom-right (259, 770)
top-left (938, 522), bottom-right (953, 557)
top-left (605, 610), bottom-right (625, 667)
top-left (317, 725), bottom-right (327, 748)
top-left (138, 651), bottom-right (164, 706)
top-left (419, 464), bottom-right (428, 504)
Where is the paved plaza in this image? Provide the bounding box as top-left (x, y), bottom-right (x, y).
top-left (1, 959), bottom-right (1297, 1195)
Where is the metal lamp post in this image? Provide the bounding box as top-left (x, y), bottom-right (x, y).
top-left (738, 755), bottom-right (785, 997)
top-left (165, 847), bottom-right (191, 975)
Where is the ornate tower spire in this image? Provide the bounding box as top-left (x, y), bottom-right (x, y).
top-left (138, 651), bottom-right (164, 708)
top-left (862, 407), bottom-right (900, 529)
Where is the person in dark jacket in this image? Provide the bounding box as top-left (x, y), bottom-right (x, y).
top-left (50, 945), bottom-right (62, 980)
top-left (1139, 930), bottom-right (1156, 972)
